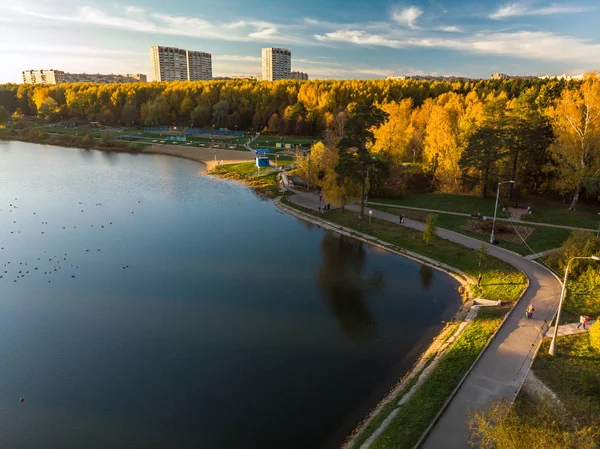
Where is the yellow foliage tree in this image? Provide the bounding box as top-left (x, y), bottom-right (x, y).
top-left (548, 74), bottom-right (600, 210)
top-left (423, 104), bottom-right (462, 191)
top-left (371, 99), bottom-right (414, 163)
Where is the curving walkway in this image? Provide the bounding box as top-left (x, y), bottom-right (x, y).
top-left (286, 190), bottom-right (562, 449)
top-left (367, 201), bottom-right (598, 232)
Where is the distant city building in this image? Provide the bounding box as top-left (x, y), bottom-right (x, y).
top-left (126, 73), bottom-right (147, 82)
top-left (290, 71), bottom-right (309, 81)
top-left (22, 70), bottom-right (146, 85)
top-left (262, 48), bottom-right (291, 81)
top-left (150, 46), bottom-right (212, 82)
top-left (230, 75), bottom-right (260, 81)
top-left (490, 73), bottom-right (538, 80)
top-left (186, 50), bottom-right (213, 81)
top-left (538, 73), bottom-right (585, 81)
top-left (22, 69), bottom-right (65, 84)
top-left (385, 75), bottom-right (473, 81)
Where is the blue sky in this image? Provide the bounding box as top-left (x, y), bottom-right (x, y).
top-left (1, 0), bottom-right (599, 82)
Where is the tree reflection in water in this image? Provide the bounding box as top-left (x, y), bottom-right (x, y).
top-left (317, 232), bottom-right (384, 342)
top-left (419, 264), bottom-right (433, 291)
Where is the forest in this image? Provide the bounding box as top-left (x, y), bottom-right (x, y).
top-left (0, 75), bottom-right (599, 208)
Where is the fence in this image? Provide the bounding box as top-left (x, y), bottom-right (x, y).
top-left (144, 127), bottom-right (244, 137)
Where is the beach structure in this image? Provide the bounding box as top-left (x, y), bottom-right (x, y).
top-left (255, 150), bottom-right (270, 168)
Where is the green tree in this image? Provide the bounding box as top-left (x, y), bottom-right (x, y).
top-left (423, 214), bottom-right (438, 244)
top-left (0, 105), bottom-right (9, 125)
top-left (504, 92), bottom-right (554, 198)
top-left (335, 104), bottom-right (389, 217)
top-left (191, 104), bottom-right (211, 127)
top-left (122, 103), bottom-right (139, 126)
top-left (460, 126), bottom-right (503, 197)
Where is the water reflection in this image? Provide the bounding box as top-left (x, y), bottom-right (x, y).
top-left (317, 233), bottom-right (382, 342)
top-left (419, 265), bottom-right (433, 291)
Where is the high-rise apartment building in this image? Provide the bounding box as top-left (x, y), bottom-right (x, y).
top-left (261, 48), bottom-right (291, 81)
top-left (22, 70), bottom-right (146, 85)
top-left (150, 46), bottom-right (212, 81)
top-left (22, 69), bottom-right (65, 84)
top-left (290, 71), bottom-right (309, 81)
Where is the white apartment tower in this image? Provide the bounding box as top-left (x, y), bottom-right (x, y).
top-left (262, 48), bottom-right (291, 81)
top-left (150, 46), bottom-right (212, 82)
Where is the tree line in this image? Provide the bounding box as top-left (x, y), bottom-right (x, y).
top-left (0, 75), bottom-right (598, 208)
top-left (296, 75), bottom-right (600, 210)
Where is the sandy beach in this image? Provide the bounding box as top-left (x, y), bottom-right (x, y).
top-left (142, 144), bottom-right (255, 170)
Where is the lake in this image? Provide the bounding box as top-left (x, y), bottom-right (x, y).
top-left (0, 141), bottom-right (462, 449)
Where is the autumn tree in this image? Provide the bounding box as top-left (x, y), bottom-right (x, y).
top-left (548, 74), bottom-right (600, 210)
top-left (335, 104), bottom-right (389, 217)
top-left (371, 99), bottom-right (414, 163)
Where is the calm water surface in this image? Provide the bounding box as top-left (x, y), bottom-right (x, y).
top-left (0, 141), bottom-right (461, 449)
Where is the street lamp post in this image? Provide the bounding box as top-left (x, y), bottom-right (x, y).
top-left (549, 255), bottom-right (600, 356)
top-left (597, 213), bottom-right (600, 239)
top-left (490, 180), bottom-right (515, 244)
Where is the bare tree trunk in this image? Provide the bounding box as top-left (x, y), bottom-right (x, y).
top-left (568, 188), bottom-right (580, 211)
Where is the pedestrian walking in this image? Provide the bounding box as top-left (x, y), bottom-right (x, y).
top-left (477, 273), bottom-right (483, 287)
top-left (319, 193), bottom-right (322, 202)
top-left (577, 315), bottom-right (589, 330)
top-left (526, 304), bottom-right (534, 319)
top-left (399, 215), bottom-right (404, 224)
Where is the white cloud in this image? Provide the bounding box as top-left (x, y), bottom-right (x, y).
top-left (0, 43), bottom-right (143, 56)
top-left (124, 5), bottom-right (145, 15)
top-left (314, 29), bottom-right (600, 63)
top-left (490, 3), bottom-right (589, 19)
top-left (314, 30), bottom-right (402, 47)
top-left (438, 25), bottom-right (463, 33)
top-left (248, 28), bottom-right (279, 39)
top-left (10, 3), bottom-right (307, 44)
top-left (391, 6), bottom-right (423, 28)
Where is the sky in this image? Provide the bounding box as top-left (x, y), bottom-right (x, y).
top-left (1, 0), bottom-right (599, 83)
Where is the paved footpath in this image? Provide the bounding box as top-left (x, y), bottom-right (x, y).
top-left (287, 190), bottom-right (562, 449)
top-left (367, 201), bottom-right (598, 232)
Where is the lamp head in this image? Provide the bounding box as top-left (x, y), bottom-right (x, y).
top-left (592, 255), bottom-right (600, 261)
top-left (509, 180), bottom-right (515, 184)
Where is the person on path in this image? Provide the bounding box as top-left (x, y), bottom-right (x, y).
top-left (477, 273), bottom-right (483, 288)
top-left (319, 193), bottom-right (322, 202)
top-left (526, 304), bottom-right (534, 319)
top-left (399, 215), bottom-right (404, 224)
top-left (577, 315), bottom-right (589, 330)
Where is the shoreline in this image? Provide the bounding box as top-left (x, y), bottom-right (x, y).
top-left (0, 136), bottom-right (511, 448)
top-left (0, 136), bottom-right (255, 171)
top-left (274, 198), bottom-right (480, 448)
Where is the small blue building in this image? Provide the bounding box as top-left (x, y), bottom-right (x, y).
top-left (255, 149), bottom-right (270, 168)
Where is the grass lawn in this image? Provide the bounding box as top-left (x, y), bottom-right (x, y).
top-left (212, 162), bottom-right (280, 197)
top-left (520, 197), bottom-right (600, 229)
top-left (283, 200), bottom-right (527, 302)
top-left (250, 135), bottom-right (319, 151)
top-left (533, 333), bottom-right (600, 421)
top-left (369, 307), bottom-right (508, 449)
top-left (268, 154), bottom-right (296, 167)
top-left (372, 205), bottom-right (572, 256)
top-left (371, 193), bottom-right (599, 230)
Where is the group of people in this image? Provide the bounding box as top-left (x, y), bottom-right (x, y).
top-left (526, 305), bottom-right (593, 331)
top-left (317, 191), bottom-right (331, 212)
top-left (578, 314), bottom-right (591, 330)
